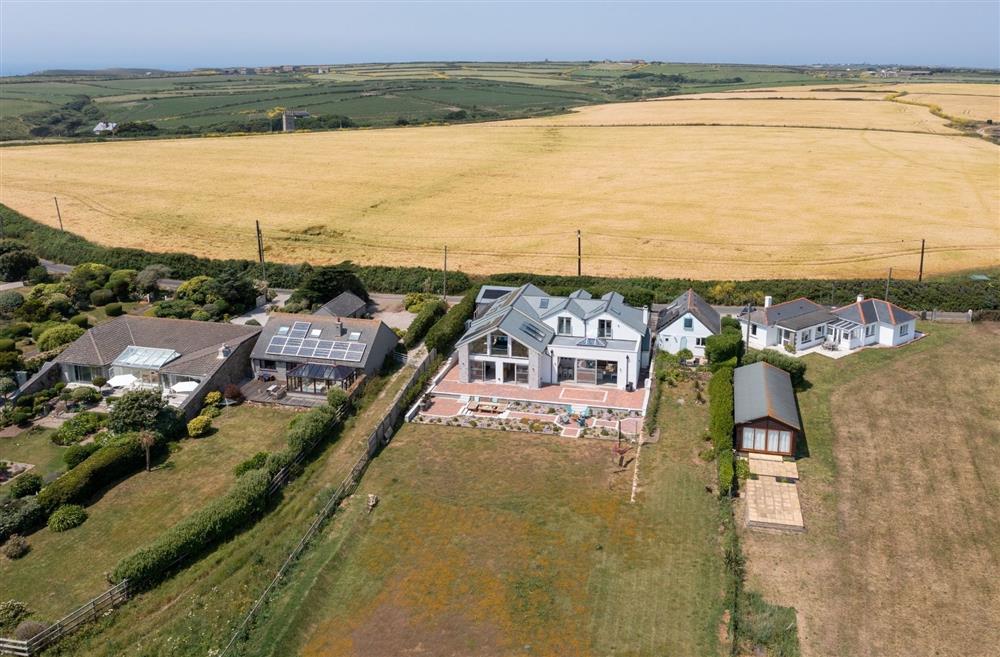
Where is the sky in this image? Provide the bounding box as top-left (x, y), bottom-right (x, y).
top-left (1, 1), bottom-right (998, 76)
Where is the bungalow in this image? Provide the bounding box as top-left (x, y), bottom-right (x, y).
top-left (250, 313), bottom-right (398, 395)
top-left (734, 362), bottom-right (801, 457)
top-left (455, 284), bottom-right (651, 391)
top-left (312, 291), bottom-right (368, 319)
top-left (739, 296), bottom-right (836, 353)
top-left (827, 295), bottom-right (917, 350)
top-left (654, 289), bottom-right (721, 357)
top-left (49, 316), bottom-right (260, 416)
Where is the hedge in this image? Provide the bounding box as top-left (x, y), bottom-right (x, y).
top-left (718, 448), bottom-right (735, 497)
top-left (706, 329), bottom-right (743, 365)
top-left (708, 366), bottom-right (735, 454)
top-left (742, 349), bottom-right (807, 387)
top-left (111, 469), bottom-right (270, 588)
top-left (36, 435), bottom-right (146, 515)
top-left (51, 411), bottom-right (104, 445)
top-left (424, 290), bottom-right (477, 355)
top-left (0, 496), bottom-right (44, 542)
top-left (403, 299), bottom-right (447, 349)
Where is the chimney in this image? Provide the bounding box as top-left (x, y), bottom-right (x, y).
top-left (764, 296), bottom-right (773, 308)
top-left (217, 344), bottom-right (231, 359)
top-left (856, 294), bottom-right (865, 303)
top-left (642, 306), bottom-right (649, 325)
top-left (335, 319), bottom-right (343, 336)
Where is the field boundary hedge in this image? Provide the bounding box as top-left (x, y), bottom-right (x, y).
top-left (2, 204), bottom-right (996, 310)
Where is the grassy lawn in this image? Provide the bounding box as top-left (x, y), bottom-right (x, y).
top-left (238, 378), bottom-right (724, 657)
top-left (0, 405), bottom-right (296, 620)
top-left (44, 363), bottom-right (417, 656)
top-left (740, 322), bottom-right (1000, 657)
top-left (0, 425), bottom-right (65, 484)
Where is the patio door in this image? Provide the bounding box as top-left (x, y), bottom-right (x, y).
top-left (503, 362), bottom-right (516, 383)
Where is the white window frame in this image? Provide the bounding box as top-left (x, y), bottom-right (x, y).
top-left (695, 337), bottom-right (707, 347)
top-left (899, 324), bottom-right (910, 336)
top-left (683, 316), bottom-right (694, 331)
top-left (597, 319), bottom-right (612, 338)
top-left (557, 316), bottom-right (572, 335)
top-left (865, 324), bottom-right (876, 337)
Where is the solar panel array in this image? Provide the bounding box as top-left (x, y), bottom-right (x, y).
top-left (265, 321), bottom-right (366, 362)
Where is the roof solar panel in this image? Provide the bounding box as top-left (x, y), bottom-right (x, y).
top-left (265, 326), bottom-right (368, 362)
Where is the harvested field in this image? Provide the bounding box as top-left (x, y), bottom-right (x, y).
top-left (739, 323), bottom-right (1000, 657)
top-left (238, 412), bottom-right (726, 657)
top-left (1, 101), bottom-right (997, 279)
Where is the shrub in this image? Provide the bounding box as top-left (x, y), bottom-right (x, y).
top-left (742, 349), bottom-right (807, 387)
top-left (9, 473), bottom-right (42, 499)
top-left (47, 504), bottom-right (87, 532)
top-left (0, 497), bottom-right (44, 543)
top-left (36, 324), bottom-right (85, 352)
top-left (26, 265), bottom-right (49, 285)
top-left (64, 442), bottom-right (100, 469)
top-left (105, 302), bottom-right (124, 317)
top-left (717, 448), bottom-right (734, 497)
top-left (325, 387), bottom-right (350, 417)
top-left (705, 329), bottom-right (743, 364)
top-left (69, 314), bottom-right (91, 328)
top-left (30, 320), bottom-right (61, 342)
top-left (721, 316), bottom-right (742, 331)
top-left (709, 356), bottom-right (738, 372)
top-left (735, 458), bottom-right (751, 482)
top-left (5, 322), bottom-right (31, 339)
top-left (0, 600), bottom-right (29, 631)
top-left (36, 436), bottom-right (145, 514)
top-left (14, 620), bottom-right (48, 641)
top-left (403, 299), bottom-right (447, 349)
top-left (9, 410), bottom-right (31, 427)
top-left (2, 534), bottom-right (29, 559)
top-left (403, 292), bottom-right (438, 312)
top-left (186, 415), bottom-right (212, 438)
top-left (0, 249), bottom-right (39, 283)
top-left (423, 290), bottom-right (477, 354)
top-left (89, 288), bottom-right (115, 307)
top-left (112, 469), bottom-right (270, 588)
top-left (223, 383), bottom-right (243, 403)
top-left (52, 410), bottom-right (104, 445)
top-left (69, 386), bottom-right (101, 405)
top-left (0, 290), bottom-right (24, 317)
top-left (92, 375), bottom-right (107, 388)
top-left (285, 406), bottom-right (338, 454)
top-left (199, 404), bottom-right (221, 419)
top-left (203, 390), bottom-right (222, 407)
top-left (107, 389), bottom-right (166, 434)
top-left (233, 452), bottom-right (268, 477)
top-left (708, 366), bottom-right (735, 454)
top-left (0, 338), bottom-right (15, 353)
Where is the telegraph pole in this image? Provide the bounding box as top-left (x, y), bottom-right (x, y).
top-left (53, 197), bottom-right (64, 231)
top-left (884, 267), bottom-right (893, 301)
top-left (256, 220), bottom-right (267, 301)
top-left (918, 239), bottom-right (926, 282)
top-left (576, 229), bottom-right (582, 277)
top-left (442, 245), bottom-right (448, 300)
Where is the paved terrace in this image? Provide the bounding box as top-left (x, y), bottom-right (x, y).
top-left (430, 363), bottom-right (647, 412)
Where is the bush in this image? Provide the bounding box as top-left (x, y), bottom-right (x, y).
top-left (709, 356), bottom-right (738, 372)
top-left (223, 383), bottom-right (243, 403)
top-left (0, 290), bottom-right (24, 317)
top-left (26, 265), bottom-right (49, 285)
top-left (735, 458), bottom-right (751, 482)
top-left (200, 404), bottom-right (221, 419)
top-left (89, 288), bottom-right (115, 307)
top-left (742, 349), bottom-right (807, 387)
top-left (107, 389), bottom-right (166, 434)
top-left (13, 620), bottom-right (48, 641)
top-left (52, 410), bottom-right (104, 445)
top-left (47, 504), bottom-right (87, 532)
top-left (5, 322), bottom-right (31, 339)
top-left (2, 534), bottom-right (29, 559)
top-left (325, 387), bottom-right (350, 417)
top-left (203, 390), bottom-right (223, 407)
top-left (186, 415), bottom-right (212, 438)
top-left (9, 410), bottom-right (31, 427)
top-left (69, 386), bottom-right (101, 405)
top-left (9, 473), bottom-right (42, 499)
top-left (721, 316), bottom-right (742, 331)
top-left (285, 406), bottom-right (338, 454)
top-left (403, 292), bottom-right (438, 312)
top-left (64, 442), bottom-right (100, 469)
top-left (0, 338), bottom-right (15, 353)
top-left (708, 366), bottom-right (735, 454)
top-left (36, 323), bottom-right (85, 352)
top-left (105, 302), bottom-right (124, 317)
top-left (92, 375), bottom-right (107, 388)
top-left (112, 469), bottom-right (270, 588)
top-left (0, 599), bottom-right (29, 631)
top-left (0, 497), bottom-right (44, 543)
top-left (36, 436), bottom-right (145, 514)
top-left (423, 290), bottom-right (477, 354)
top-left (233, 451), bottom-right (268, 477)
top-left (69, 314), bottom-right (91, 329)
top-left (705, 329), bottom-right (743, 364)
top-left (403, 299), bottom-right (447, 349)
top-left (717, 448), bottom-right (734, 497)
top-left (0, 249), bottom-right (39, 283)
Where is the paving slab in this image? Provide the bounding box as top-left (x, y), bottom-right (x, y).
top-left (748, 455), bottom-right (799, 480)
top-left (745, 476), bottom-right (804, 531)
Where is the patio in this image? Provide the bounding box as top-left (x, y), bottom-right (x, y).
top-left (430, 362), bottom-right (648, 413)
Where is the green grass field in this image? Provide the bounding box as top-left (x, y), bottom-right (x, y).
top-left (235, 379), bottom-right (725, 657)
top-left (0, 405), bottom-right (295, 620)
top-left (0, 426), bottom-right (65, 483)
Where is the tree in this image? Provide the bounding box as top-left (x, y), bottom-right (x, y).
top-left (207, 265), bottom-right (256, 312)
top-left (175, 275), bottom-right (216, 305)
top-left (0, 250), bottom-right (39, 283)
top-left (37, 324), bottom-right (85, 352)
top-left (138, 430), bottom-right (157, 472)
top-left (0, 376), bottom-right (17, 404)
top-left (0, 290), bottom-right (24, 317)
top-left (0, 352), bottom-right (23, 374)
top-left (108, 390), bottom-right (167, 434)
top-left (136, 264), bottom-right (171, 295)
top-left (296, 263), bottom-right (368, 307)
top-left (106, 269), bottom-right (137, 300)
top-left (64, 263), bottom-right (112, 305)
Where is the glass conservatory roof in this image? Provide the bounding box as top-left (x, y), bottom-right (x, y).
top-left (112, 346), bottom-right (180, 370)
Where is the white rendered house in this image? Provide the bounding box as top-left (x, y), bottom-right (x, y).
top-left (455, 285), bottom-right (651, 390)
top-left (827, 295), bottom-right (917, 350)
top-left (654, 289), bottom-right (721, 358)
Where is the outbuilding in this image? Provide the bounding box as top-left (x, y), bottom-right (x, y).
top-left (733, 361), bottom-right (801, 457)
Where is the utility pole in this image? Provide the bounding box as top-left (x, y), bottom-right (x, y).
top-left (918, 239), bottom-right (926, 282)
top-left (442, 245), bottom-right (448, 300)
top-left (53, 197), bottom-right (64, 231)
top-left (576, 229), bottom-right (581, 277)
top-left (256, 220), bottom-right (267, 301)
top-left (884, 267), bottom-right (893, 302)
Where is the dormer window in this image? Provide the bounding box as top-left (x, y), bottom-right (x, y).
top-left (598, 319), bottom-right (612, 338)
top-left (557, 317), bottom-right (572, 335)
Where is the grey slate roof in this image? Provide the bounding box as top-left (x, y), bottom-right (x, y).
top-left (832, 298), bottom-right (916, 326)
top-left (655, 289), bottom-right (721, 334)
top-left (748, 298), bottom-right (836, 331)
top-left (251, 312), bottom-right (398, 372)
top-left (457, 284), bottom-right (648, 352)
top-left (313, 291), bottom-right (367, 318)
top-left (55, 316), bottom-right (260, 377)
top-left (734, 362), bottom-right (801, 431)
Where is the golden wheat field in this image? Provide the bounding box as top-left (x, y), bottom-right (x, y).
top-left (1, 91), bottom-right (997, 279)
top-left (855, 82), bottom-right (1000, 122)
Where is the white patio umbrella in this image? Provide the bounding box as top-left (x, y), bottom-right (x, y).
top-left (107, 374), bottom-right (137, 388)
top-left (171, 380), bottom-right (199, 393)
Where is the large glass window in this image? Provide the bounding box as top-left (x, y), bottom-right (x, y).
top-left (575, 359), bottom-right (597, 384)
top-left (597, 360), bottom-right (618, 386)
top-left (558, 357), bottom-right (575, 382)
top-left (742, 427), bottom-right (754, 450)
top-left (754, 428), bottom-right (766, 451)
top-left (557, 317), bottom-right (572, 335)
top-left (489, 333), bottom-right (509, 356)
top-left (510, 339), bottom-right (529, 359)
top-left (470, 360), bottom-right (496, 382)
top-left (800, 329), bottom-right (811, 343)
top-left (779, 431), bottom-right (791, 453)
top-left (469, 335), bottom-right (488, 354)
top-left (515, 364), bottom-right (529, 384)
top-left (597, 320), bottom-right (612, 338)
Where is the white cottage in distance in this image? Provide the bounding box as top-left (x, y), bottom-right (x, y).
top-left (653, 289), bottom-right (722, 358)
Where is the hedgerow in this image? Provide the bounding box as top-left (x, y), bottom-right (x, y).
top-left (717, 448), bottom-right (735, 497)
top-left (424, 291), bottom-right (477, 354)
top-left (36, 435), bottom-right (146, 515)
top-left (403, 299), bottom-right (447, 349)
top-left (706, 328), bottom-right (743, 365)
top-left (111, 469), bottom-right (270, 588)
top-left (742, 349), bottom-right (807, 387)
